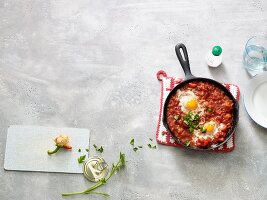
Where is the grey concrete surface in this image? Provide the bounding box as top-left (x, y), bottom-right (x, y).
top-left (0, 0), bottom-right (267, 200)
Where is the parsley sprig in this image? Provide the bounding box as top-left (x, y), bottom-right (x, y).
top-left (62, 152), bottom-right (126, 197)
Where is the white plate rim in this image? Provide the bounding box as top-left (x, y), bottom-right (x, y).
top-left (244, 72), bottom-right (267, 128)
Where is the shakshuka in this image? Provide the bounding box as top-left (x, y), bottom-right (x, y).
top-left (166, 81), bottom-right (234, 148)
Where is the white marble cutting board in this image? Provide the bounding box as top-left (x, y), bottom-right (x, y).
top-left (4, 125), bottom-right (90, 173)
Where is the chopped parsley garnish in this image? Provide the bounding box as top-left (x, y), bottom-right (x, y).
top-left (78, 155), bottom-right (86, 164)
top-left (207, 108), bottom-right (213, 112)
top-left (93, 144), bottom-right (104, 153)
top-left (185, 141), bottom-right (191, 146)
top-left (78, 149), bottom-right (81, 152)
top-left (174, 115), bottom-right (179, 120)
top-left (138, 146), bottom-right (143, 148)
top-left (189, 127), bottom-right (194, 133)
top-left (183, 112), bottom-right (200, 133)
top-left (130, 138), bottom-right (135, 146)
top-left (149, 138), bottom-right (153, 141)
top-left (85, 148), bottom-right (89, 152)
top-left (200, 126), bottom-right (207, 133)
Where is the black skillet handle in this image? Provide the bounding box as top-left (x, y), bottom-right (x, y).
top-left (175, 43), bottom-right (194, 79)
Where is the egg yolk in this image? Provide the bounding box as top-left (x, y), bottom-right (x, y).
top-left (204, 124), bottom-right (215, 132)
top-left (186, 99), bottom-right (198, 110)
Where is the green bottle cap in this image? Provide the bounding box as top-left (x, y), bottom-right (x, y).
top-left (212, 46), bottom-right (222, 56)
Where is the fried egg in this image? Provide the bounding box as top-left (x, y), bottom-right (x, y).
top-left (203, 121), bottom-right (218, 134)
top-left (192, 121), bottom-right (221, 142)
top-left (203, 121), bottom-right (226, 135)
top-left (177, 90), bottom-right (204, 114)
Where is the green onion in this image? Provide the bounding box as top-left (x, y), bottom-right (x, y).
top-left (47, 145), bottom-right (61, 155)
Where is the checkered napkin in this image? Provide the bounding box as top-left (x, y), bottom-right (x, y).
top-left (156, 70), bottom-right (240, 152)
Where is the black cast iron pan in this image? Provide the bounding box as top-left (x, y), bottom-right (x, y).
top-left (162, 43), bottom-right (239, 151)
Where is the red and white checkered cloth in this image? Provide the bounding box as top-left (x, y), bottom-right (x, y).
top-left (156, 70), bottom-right (240, 152)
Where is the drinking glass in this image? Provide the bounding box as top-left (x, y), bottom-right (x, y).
top-left (243, 35), bottom-right (267, 76)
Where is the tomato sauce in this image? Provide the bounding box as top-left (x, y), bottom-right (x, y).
top-left (166, 81), bottom-right (234, 148)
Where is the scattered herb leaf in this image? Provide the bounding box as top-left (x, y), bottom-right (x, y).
top-left (147, 144), bottom-right (157, 149)
top-left (130, 139), bottom-right (143, 152)
top-left (185, 141), bottom-right (191, 146)
top-left (133, 147), bottom-right (138, 152)
top-left (78, 155), bottom-right (86, 164)
top-left (93, 144), bottom-right (104, 153)
top-left (149, 138), bottom-right (153, 141)
top-left (78, 149), bottom-right (81, 152)
top-left (98, 146), bottom-right (104, 153)
top-left (62, 152), bottom-right (126, 197)
top-left (85, 148), bottom-right (89, 152)
top-left (130, 138), bottom-right (134, 146)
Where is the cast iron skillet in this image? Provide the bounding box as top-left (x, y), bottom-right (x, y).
top-left (162, 43), bottom-right (239, 151)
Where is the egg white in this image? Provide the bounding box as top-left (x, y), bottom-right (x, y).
top-left (192, 121), bottom-right (226, 143)
top-left (204, 121), bottom-right (218, 134)
top-left (177, 90), bottom-right (204, 115)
